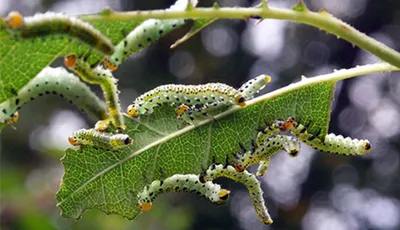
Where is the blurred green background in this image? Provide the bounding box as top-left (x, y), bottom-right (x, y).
top-left (1, 0), bottom-right (400, 229)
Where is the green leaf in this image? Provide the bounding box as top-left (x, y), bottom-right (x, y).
top-left (56, 80), bottom-right (335, 219)
top-left (0, 16), bottom-right (143, 104)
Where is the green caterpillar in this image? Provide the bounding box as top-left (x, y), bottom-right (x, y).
top-left (127, 83), bottom-right (246, 118)
top-left (0, 67), bottom-right (107, 125)
top-left (65, 54), bottom-right (125, 132)
top-left (4, 11), bottom-right (114, 55)
top-left (175, 75), bottom-right (271, 124)
top-left (103, 0), bottom-right (198, 71)
top-left (136, 174), bottom-right (230, 212)
top-left (68, 128), bottom-right (133, 150)
top-left (234, 135), bottom-right (301, 176)
top-left (284, 117), bottom-right (372, 155)
top-left (199, 162), bottom-right (273, 225)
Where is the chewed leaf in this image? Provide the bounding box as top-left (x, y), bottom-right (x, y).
top-left (171, 18), bottom-right (218, 48)
top-left (56, 80), bottom-right (335, 219)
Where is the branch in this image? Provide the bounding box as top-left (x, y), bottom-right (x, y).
top-left (214, 62), bottom-right (399, 123)
top-left (81, 4), bottom-right (400, 68)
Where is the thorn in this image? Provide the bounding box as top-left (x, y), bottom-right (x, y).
top-left (301, 75), bottom-right (307, 80)
top-left (212, 156), bottom-right (216, 165)
top-left (291, 0), bottom-right (308, 12)
top-left (100, 6), bottom-right (113, 16)
top-left (159, 168), bottom-right (164, 179)
top-left (212, 2), bottom-right (220, 9)
top-left (261, 0), bottom-right (268, 9)
top-left (319, 8), bottom-right (330, 16)
top-left (185, 0), bottom-right (195, 11)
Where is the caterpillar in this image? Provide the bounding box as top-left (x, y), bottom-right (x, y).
top-left (199, 161), bottom-right (273, 225)
top-left (4, 11), bottom-right (114, 55)
top-left (68, 128), bottom-right (133, 150)
top-left (127, 83), bottom-right (246, 118)
top-left (103, 0), bottom-right (198, 71)
top-left (64, 54), bottom-right (125, 131)
top-left (175, 75), bottom-right (272, 124)
top-left (0, 67), bottom-right (107, 125)
top-left (136, 173), bottom-right (230, 212)
top-left (234, 135), bottom-right (301, 176)
top-left (238, 74), bottom-right (271, 100)
top-left (255, 119), bottom-right (286, 146)
top-left (284, 117), bottom-right (372, 155)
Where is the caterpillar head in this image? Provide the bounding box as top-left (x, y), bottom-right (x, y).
top-left (103, 57), bottom-right (118, 71)
top-left (284, 117), bottom-right (297, 130)
top-left (217, 189), bottom-right (231, 204)
top-left (233, 162), bottom-right (245, 172)
top-left (176, 104), bottom-right (190, 119)
top-left (68, 136), bottom-right (79, 146)
top-left (234, 94), bottom-right (246, 107)
top-left (64, 54), bottom-right (77, 68)
top-left (110, 134), bottom-right (133, 149)
top-left (287, 148), bottom-right (300, 157)
top-left (137, 201), bottom-right (152, 211)
top-left (263, 75), bottom-right (272, 84)
top-left (362, 140), bottom-right (372, 153)
top-left (127, 104), bottom-right (140, 117)
top-left (8, 112), bottom-right (19, 124)
top-left (275, 118), bottom-right (286, 131)
top-left (6, 11), bottom-right (24, 29)
top-left (0, 111), bottom-right (19, 125)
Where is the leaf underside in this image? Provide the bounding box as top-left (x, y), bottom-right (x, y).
top-left (56, 81), bottom-right (335, 219)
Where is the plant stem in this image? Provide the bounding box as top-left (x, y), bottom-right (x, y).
top-left (248, 62), bottom-right (399, 107)
top-left (81, 6), bottom-right (400, 68)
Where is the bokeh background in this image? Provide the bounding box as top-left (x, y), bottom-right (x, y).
top-left (1, 0), bottom-right (400, 229)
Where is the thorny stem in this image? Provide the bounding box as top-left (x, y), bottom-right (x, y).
top-left (81, 4), bottom-right (400, 68)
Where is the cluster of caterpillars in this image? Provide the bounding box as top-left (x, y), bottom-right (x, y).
top-left (1, 0), bottom-right (372, 225)
top-left (136, 117), bottom-right (371, 225)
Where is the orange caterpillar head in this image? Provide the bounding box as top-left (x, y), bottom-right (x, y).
top-left (284, 117), bottom-right (297, 130)
top-left (234, 94), bottom-right (246, 107)
top-left (68, 136), bottom-right (79, 146)
top-left (6, 112), bottom-right (19, 124)
top-left (176, 105), bottom-right (190, 119)
top-left (233, 163), bottom-right (245, 172)
top-left (64, 54), bottom-right (77, 68)
top-left (127, 104), bottom-right (139, 117)
top-left (103, 58), bottom-right (118, 71)
top-left (6, 11), bottom-right (24, 29)
top-left (137, 201), bottom-right (152, 211)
